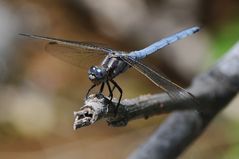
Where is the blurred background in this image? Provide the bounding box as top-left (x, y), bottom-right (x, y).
top-left (0, 0), bottom-right (238, 158)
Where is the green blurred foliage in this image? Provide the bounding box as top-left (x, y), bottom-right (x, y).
top-left (223, 145), bottom-right (239, 159)
top-left (212, 18), bottom-right (239, 59)
top-left (221, 120), bottom-right (239, 159)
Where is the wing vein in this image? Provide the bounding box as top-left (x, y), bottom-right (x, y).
top-left (120, 56), bottom-right (198, 108)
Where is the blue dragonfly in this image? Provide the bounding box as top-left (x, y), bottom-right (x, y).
top-left (20, 26), bottom-right (200, 114)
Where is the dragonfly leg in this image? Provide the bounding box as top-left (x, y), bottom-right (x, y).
top-left (112, 85), bottom-right (116, 92)
top-left (85, 84), bottom-right (96, 99)
top-left (99, 82), bottom-right (105, 94)
top-left (106, 81), bottom-right (113, 101)
top-left (110, 80), bottom-right (122, 116)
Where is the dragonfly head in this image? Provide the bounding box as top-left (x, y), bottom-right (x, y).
top-left (88, 66), bottom-right (107, 84)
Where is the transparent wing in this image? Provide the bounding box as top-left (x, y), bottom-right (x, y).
top-left (45, 41), bottom-right (109, 68)
top-left (20, 34), bottom-right (112, 68)
top-left (121, 56), bottom-right (198, 109)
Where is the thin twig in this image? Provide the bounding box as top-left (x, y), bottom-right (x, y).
top-left (73, 90), bottom-right (196, 128)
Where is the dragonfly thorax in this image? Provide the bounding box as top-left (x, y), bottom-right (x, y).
top-left (88, 66), bottom-right (107, 84)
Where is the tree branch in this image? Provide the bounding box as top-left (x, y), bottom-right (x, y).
top-left (73, 42), bottom-right (239, 158)
top-left (73, 89), bottom-right (197, 129)
top-left (128, 42), bottom-right (239, 159)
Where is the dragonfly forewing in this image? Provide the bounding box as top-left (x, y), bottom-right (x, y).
top-left (45, 41), bottom-right (109, 68)
top-left (19, 34), bottom-right (113, 68)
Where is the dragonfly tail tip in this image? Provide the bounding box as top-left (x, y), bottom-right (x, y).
top-left (192, 26), bottom-right (200, 33)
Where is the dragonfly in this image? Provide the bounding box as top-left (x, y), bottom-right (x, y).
top-left (20, 26), bottom-right (200, 114)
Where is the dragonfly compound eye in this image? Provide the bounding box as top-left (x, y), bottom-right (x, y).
top-left (88, 66), bottom-right (106, 80)
top-left (95, 68), bottom-right (104, 78)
